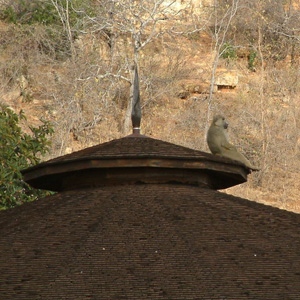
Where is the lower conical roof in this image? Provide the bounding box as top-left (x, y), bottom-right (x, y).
top-left (1, 184), bottom-right (300, 299)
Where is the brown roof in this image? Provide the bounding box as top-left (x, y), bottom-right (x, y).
top-left (1, 184), bottom-right (300, 299)
top-left (22, 134), bottom-right (250, 191)
top-left (24, 134), bottom-right (246, 166)
top-left (2, 134), bottom-right (300, 299)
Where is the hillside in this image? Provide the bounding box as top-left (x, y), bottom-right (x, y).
top-left (0, 1), bottom-right (299, 212)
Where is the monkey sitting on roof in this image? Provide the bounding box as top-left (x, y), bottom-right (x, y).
top-left (207, 115), bottom-right (260, 171)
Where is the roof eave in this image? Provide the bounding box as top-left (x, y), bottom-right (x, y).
top-left (22, 156), bottom-right (249, 192)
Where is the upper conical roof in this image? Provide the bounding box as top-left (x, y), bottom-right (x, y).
top-left (22, 134), bottom-right (250, 191)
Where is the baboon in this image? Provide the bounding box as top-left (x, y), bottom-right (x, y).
top-left (207, 115), bottom-right (260, 171)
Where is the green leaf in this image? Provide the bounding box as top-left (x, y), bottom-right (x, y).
top-left (0, 104), bottom-right (54, 210)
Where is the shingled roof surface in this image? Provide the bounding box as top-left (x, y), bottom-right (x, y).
top-left (1, 184), bottom-right (300, 299)
top-left (24, 135), bottom-right (244, 169)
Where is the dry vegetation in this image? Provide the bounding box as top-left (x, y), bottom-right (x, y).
top-left (0, 0), bottom-right (300, 212)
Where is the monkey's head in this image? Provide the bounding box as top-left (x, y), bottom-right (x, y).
top-left (212, 115), bottom-right (228, 129)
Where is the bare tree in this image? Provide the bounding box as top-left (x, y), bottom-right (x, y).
top-left (204, 0), bottom-right (239, 142)
top-left (78, 0), bottom-right (195, 133)
top-left (50, 0), bottom-right (76, 58)
top-left (42, 0), bottom-right (202, 152)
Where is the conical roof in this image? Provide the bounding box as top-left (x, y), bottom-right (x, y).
top-left (22, 134), bottom-right (250, 191)
top-left (1, 184), bottom-right (300, 299)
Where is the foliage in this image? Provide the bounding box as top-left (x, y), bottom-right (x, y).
top-left (0, 104), bottom-right (54, 210)
top-left (220, 42), bottom-right (237, 60)
top-left (0, 0), bottom-right (96, 59)
top-left (248, 49), bottom-right (257, 71)
top-left (0, 0), bottom-right (58, 25)
top-left (217, 0), bottom-right (300, 63)
top-left (0, 0), bottom-right (95, 26)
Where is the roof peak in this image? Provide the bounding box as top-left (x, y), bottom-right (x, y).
top-left (131, 63), bottom-right (141, 135)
